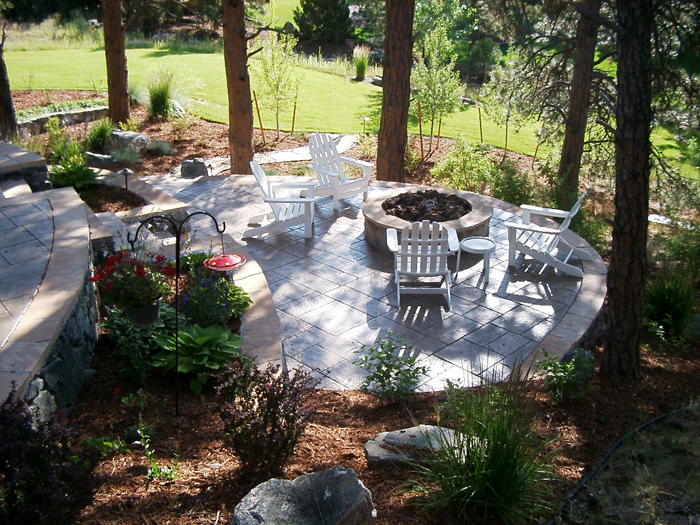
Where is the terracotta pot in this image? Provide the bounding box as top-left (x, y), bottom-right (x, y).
top-left (122, 297), bottom-right (161, 327)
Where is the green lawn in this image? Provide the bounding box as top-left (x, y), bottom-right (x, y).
top-left (6, 47), bottom-right (544, 156)
top-left (269, 0), bottom-right (299, 28)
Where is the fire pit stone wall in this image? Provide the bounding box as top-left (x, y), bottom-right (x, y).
top-left (362, 185), bottom-right (493, 251)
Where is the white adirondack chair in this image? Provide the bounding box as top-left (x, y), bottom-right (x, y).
top-left (308, 132), bottom-right (373, 210)
top-left (387, 220), bottom-right (459, 310)
top-left (244, 161), bottom-right (318, 239)
top-left (505, 191), bottom-right (593, 278)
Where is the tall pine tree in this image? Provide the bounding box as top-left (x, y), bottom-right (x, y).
top-left (293, 0), bottom-right (353, 44)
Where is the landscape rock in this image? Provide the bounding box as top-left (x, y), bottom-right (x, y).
top-left (365, 424), bottom-right (457, 465)
top-left (231, 467), bottom-right (375, 525)
top-left (105, 130), bottom-right (149, 155)
top-left (86, 152), bottom-right (120, 170)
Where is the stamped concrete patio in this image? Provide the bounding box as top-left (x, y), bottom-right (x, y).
top-left (143, 173), bottom-right (607, 392)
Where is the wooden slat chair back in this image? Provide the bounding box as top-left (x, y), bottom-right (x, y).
top-left (308, 132), bottom-right (373, 210)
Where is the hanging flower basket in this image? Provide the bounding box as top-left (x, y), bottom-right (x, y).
top-left (122, 297), bottom-right (162, 327)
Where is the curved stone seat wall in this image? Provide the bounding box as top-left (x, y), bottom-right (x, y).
top-left (0, 187), bottom-right (97, 423)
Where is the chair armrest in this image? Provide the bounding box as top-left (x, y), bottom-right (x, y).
top-left (265, 197), bottom-right (318, 204)
top-left (339, 156), bottom-right (374, 168)
top-left (504, 221), bottom-right (562, 235)
top-left (521, 204), bottom-right (570, 220)
top-left (386, 228), bottom-right (399, 253)
top-left (446, 228), bottom-right (459, 253)
top-left (307, 165), bottom-right (341, 179)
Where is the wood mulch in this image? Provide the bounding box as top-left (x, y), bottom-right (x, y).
top-left (12, 89), bottom-right (700, 524)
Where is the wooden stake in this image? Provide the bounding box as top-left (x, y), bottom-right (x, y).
top-left (290, 91), bottom-right (298, 135)
top-left (436, 118), bottom-right (442, 149)
top-left (417, 99), bottom-right (424, 159)
top-left (478, 100), bottom-right (484, 143)
top-left (253, 90), bottom-right (266, 144)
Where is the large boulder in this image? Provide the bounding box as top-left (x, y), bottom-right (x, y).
top-left (231, 467), bottom-right (375, 525)
top-left (365, 425), bottom-right (457, 466)
top-left (104, 130), bottom-right (149, 155)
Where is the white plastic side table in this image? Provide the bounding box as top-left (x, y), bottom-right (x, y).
top-left (456, 236), bottom-right (497, 283)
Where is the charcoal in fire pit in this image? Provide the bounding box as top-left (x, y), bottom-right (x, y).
top-left (382, 190), bottom-right (472, 222)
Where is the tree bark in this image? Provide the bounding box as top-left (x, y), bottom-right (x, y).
top-left (102, 0), bottom-right (130, 125)
top-left (377, 0), bottom-right (415, 182)
top-left (223, 0), bottom-right (253, 175)
top-left (555, 0), bottom-right (602, 209)
top-left (0, 29), bottom-right (17, 141)
top-left (601, 0), bottom-right (653, 379)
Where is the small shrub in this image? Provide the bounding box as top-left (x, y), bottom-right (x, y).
top-left (103, 305), bottom-right (177, 384)
top-left (404, 137), bottom-right (422, 177)
top-left (665, 223), bottom-right (700, 280)
top-left (536, 349), bottom-right (595, 402)
top-left (354, 331), bottom-right (428, 402)
top-left (180, 251), bottom-right (214, 275)
top-left (146, 139), bottom-right (173, 156)
top-left (409, 376), bottom-right (554, 524)
top-left (431, 137), bottom-right (497, 193)
top-left (181, 270), bottom-right (253, 327)
top-left (645, 269), bottom-right (696, 339)
top-left (46, 116), bottom-right (68, 162)
top-left (111, 148), bottom-right (141, 166)
top-left (119, 119), bottom-right (139, 132)
top-left (357, 132), bottom-right (377, 160)
top-left (170, 114), bottom-right (195, 141)
top-left (215, 359), bottom-right (314, 478)
top-left (50, 140), bottom-right (97, 192)
top-left (0, 389), bottom-right (96, 525)
top-left (353, 44), bottom-right (370, 81)
top-left (152, 324), bottom-right (245, 395)
top-left (80, 436), bottom-right (123, 456)
top-left (84, 119), bottom-right (114, 153)
top-left (491, 159), bottom-right (534, 205)
top-left (571, 210), bottom-right (612, 257)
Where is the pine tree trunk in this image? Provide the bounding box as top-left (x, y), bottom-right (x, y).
top-left (102, 0), bottom-right (130, 125)
top-left (555, 0), bottom-right (602, 209)
top-left (223, 0), bottom-right (253, 175)
top-left (0, 32), bottom-right (17, 141)
top-left (601, 0), bottom-right (653, 380)
top-left (377, 0), bottom-right (415, 182)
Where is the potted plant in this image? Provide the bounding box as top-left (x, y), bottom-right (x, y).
top-left (91, 251), bottom-right (175, 326)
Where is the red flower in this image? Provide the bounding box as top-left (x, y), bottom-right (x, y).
top-left (105, 265), bottom-right (114, 274)
top-left (155, 255), bottom-right (166, 264)
top-left (89, 273), bottom-right (101, 282)
top-left (161, 266), bottom-right (176, 277)
top-left (135, 266), bottom-right (147, 277)
top-left (105, 282), bottom-right (113, 292)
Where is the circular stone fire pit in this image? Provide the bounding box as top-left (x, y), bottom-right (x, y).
top-left (362, 185), bottom-right (493, 251)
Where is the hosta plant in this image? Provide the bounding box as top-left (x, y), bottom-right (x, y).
top-left (152, 324), bottom-right (244, 395)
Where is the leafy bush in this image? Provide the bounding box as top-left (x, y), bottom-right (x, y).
top-left (536, 349), bottom-right (595, 402)
top-left (182, 270), bottom-right (252, 328)
top-left (128, 81), bottom-right (147, 107)
top-left (409, 377), bottom-right (554, 524)
top-left (50, 140), bottom-right (97, 192)
top-left (665, 223), bottom-right (700, 280)
top-left (80, 436), bottom-right (123, 456)
top-left (571, 209), bottom-right (612, 257)
top-left (645, 269), bottom-right (696, 339)
top-left (404, 137), bottom-right (422, 176)
top-left (180, 251), bottom-right (214, 275)
top-left (491, 159), bottom-right (534, 205)
top-left (354, 331), bottom-right (428, 402)
top-left (215, 359), bottom-right (314, 478)
top-left (118, 119), bottom-right (139, 132)
top-left (84, 119), bottom-right (114, 153)
top-left (353, 44), bottom-right (370, 81)
top-left (103, 305), bottom-right (177, 384)
top-left (431, 137), bottom-right (497, 193)
top-left (0, 389), bottom-right (96, 525)
top-left (170, 114), bottom-right (194, 141)
top-left (152, 324), bottom-right (244, 395)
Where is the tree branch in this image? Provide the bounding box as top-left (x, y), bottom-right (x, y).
top-left (575, 3), bottom-right (624, 34)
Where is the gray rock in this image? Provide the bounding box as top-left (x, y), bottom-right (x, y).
top-left (365, 424), bottom-right (457, 465)
top-left (231, 467), bottom-right (375, 525)
top-left (181, 158), bottom-right (209, 178)
top-left (86, 152), bottom-right (120, 170)
top-left (105, 130), bottom-right (149, 155)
